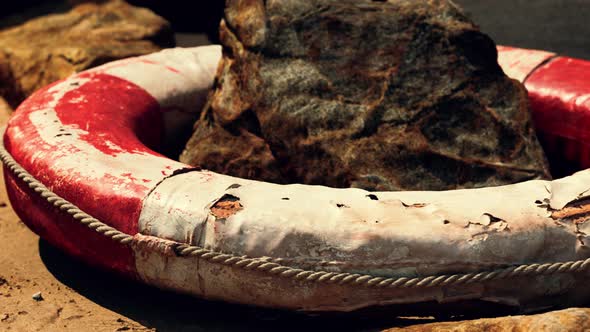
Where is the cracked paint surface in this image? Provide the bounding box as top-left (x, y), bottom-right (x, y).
top-left (139, 170), bottom-right (590, 275)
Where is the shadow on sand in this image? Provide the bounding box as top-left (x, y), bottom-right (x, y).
top-left (39, 239), bottom-right (521, 331)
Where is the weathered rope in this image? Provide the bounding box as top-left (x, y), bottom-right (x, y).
top-left (0, 137), bottom-right (134, 245)
top-left (2, 131), bottom-right (590, 289)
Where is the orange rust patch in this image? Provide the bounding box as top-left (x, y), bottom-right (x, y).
top-left (211, 194), bottom-right (243, 219)
top-left (552, 199), bottom-right (590, 223)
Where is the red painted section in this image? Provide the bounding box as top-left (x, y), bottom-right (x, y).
top-left (2, 73), bottom-right (176, 275)
top-left (497, 46), bottom-right (556, 82)
top-left (4, 165), bottom-right (136, 277)
top-left (56, 72), bottom-right (163, 155)
top-left (498, 47), bottom-right (590, 176)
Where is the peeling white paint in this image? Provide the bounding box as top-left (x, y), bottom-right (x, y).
top-left (138, 168), bottom-right (590, 276)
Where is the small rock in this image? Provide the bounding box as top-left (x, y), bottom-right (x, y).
top-left (32, 291), bottom-right (43, 301)
top-left (387, 307), bottom-right (590, 332)
top-left (0, 0), bottom-right (174, 109)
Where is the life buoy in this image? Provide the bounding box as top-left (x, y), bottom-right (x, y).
top-left (3, 45), bottom-right (590, 312)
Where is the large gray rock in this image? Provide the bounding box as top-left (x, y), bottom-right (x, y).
top-left (181, 0), bottom-right (551, 191)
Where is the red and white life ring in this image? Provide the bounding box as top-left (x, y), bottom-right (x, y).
top-left (3, 45), bottom-right (590, 312)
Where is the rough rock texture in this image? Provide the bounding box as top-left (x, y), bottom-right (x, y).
top-left (181, 0), bottom-right (551, 191)
top-left (386, 307), bottom-right (590, 332)
top-left (0, 0), bottom-right (174, 109)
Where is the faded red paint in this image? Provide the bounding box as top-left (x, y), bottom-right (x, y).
top-left (2, 72), bottom-right (180, 274)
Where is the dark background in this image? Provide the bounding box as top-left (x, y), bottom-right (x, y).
top-left (455, 0), bottom-right (589, 59)
top-left (1, 0), bottom-right (588, 59)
